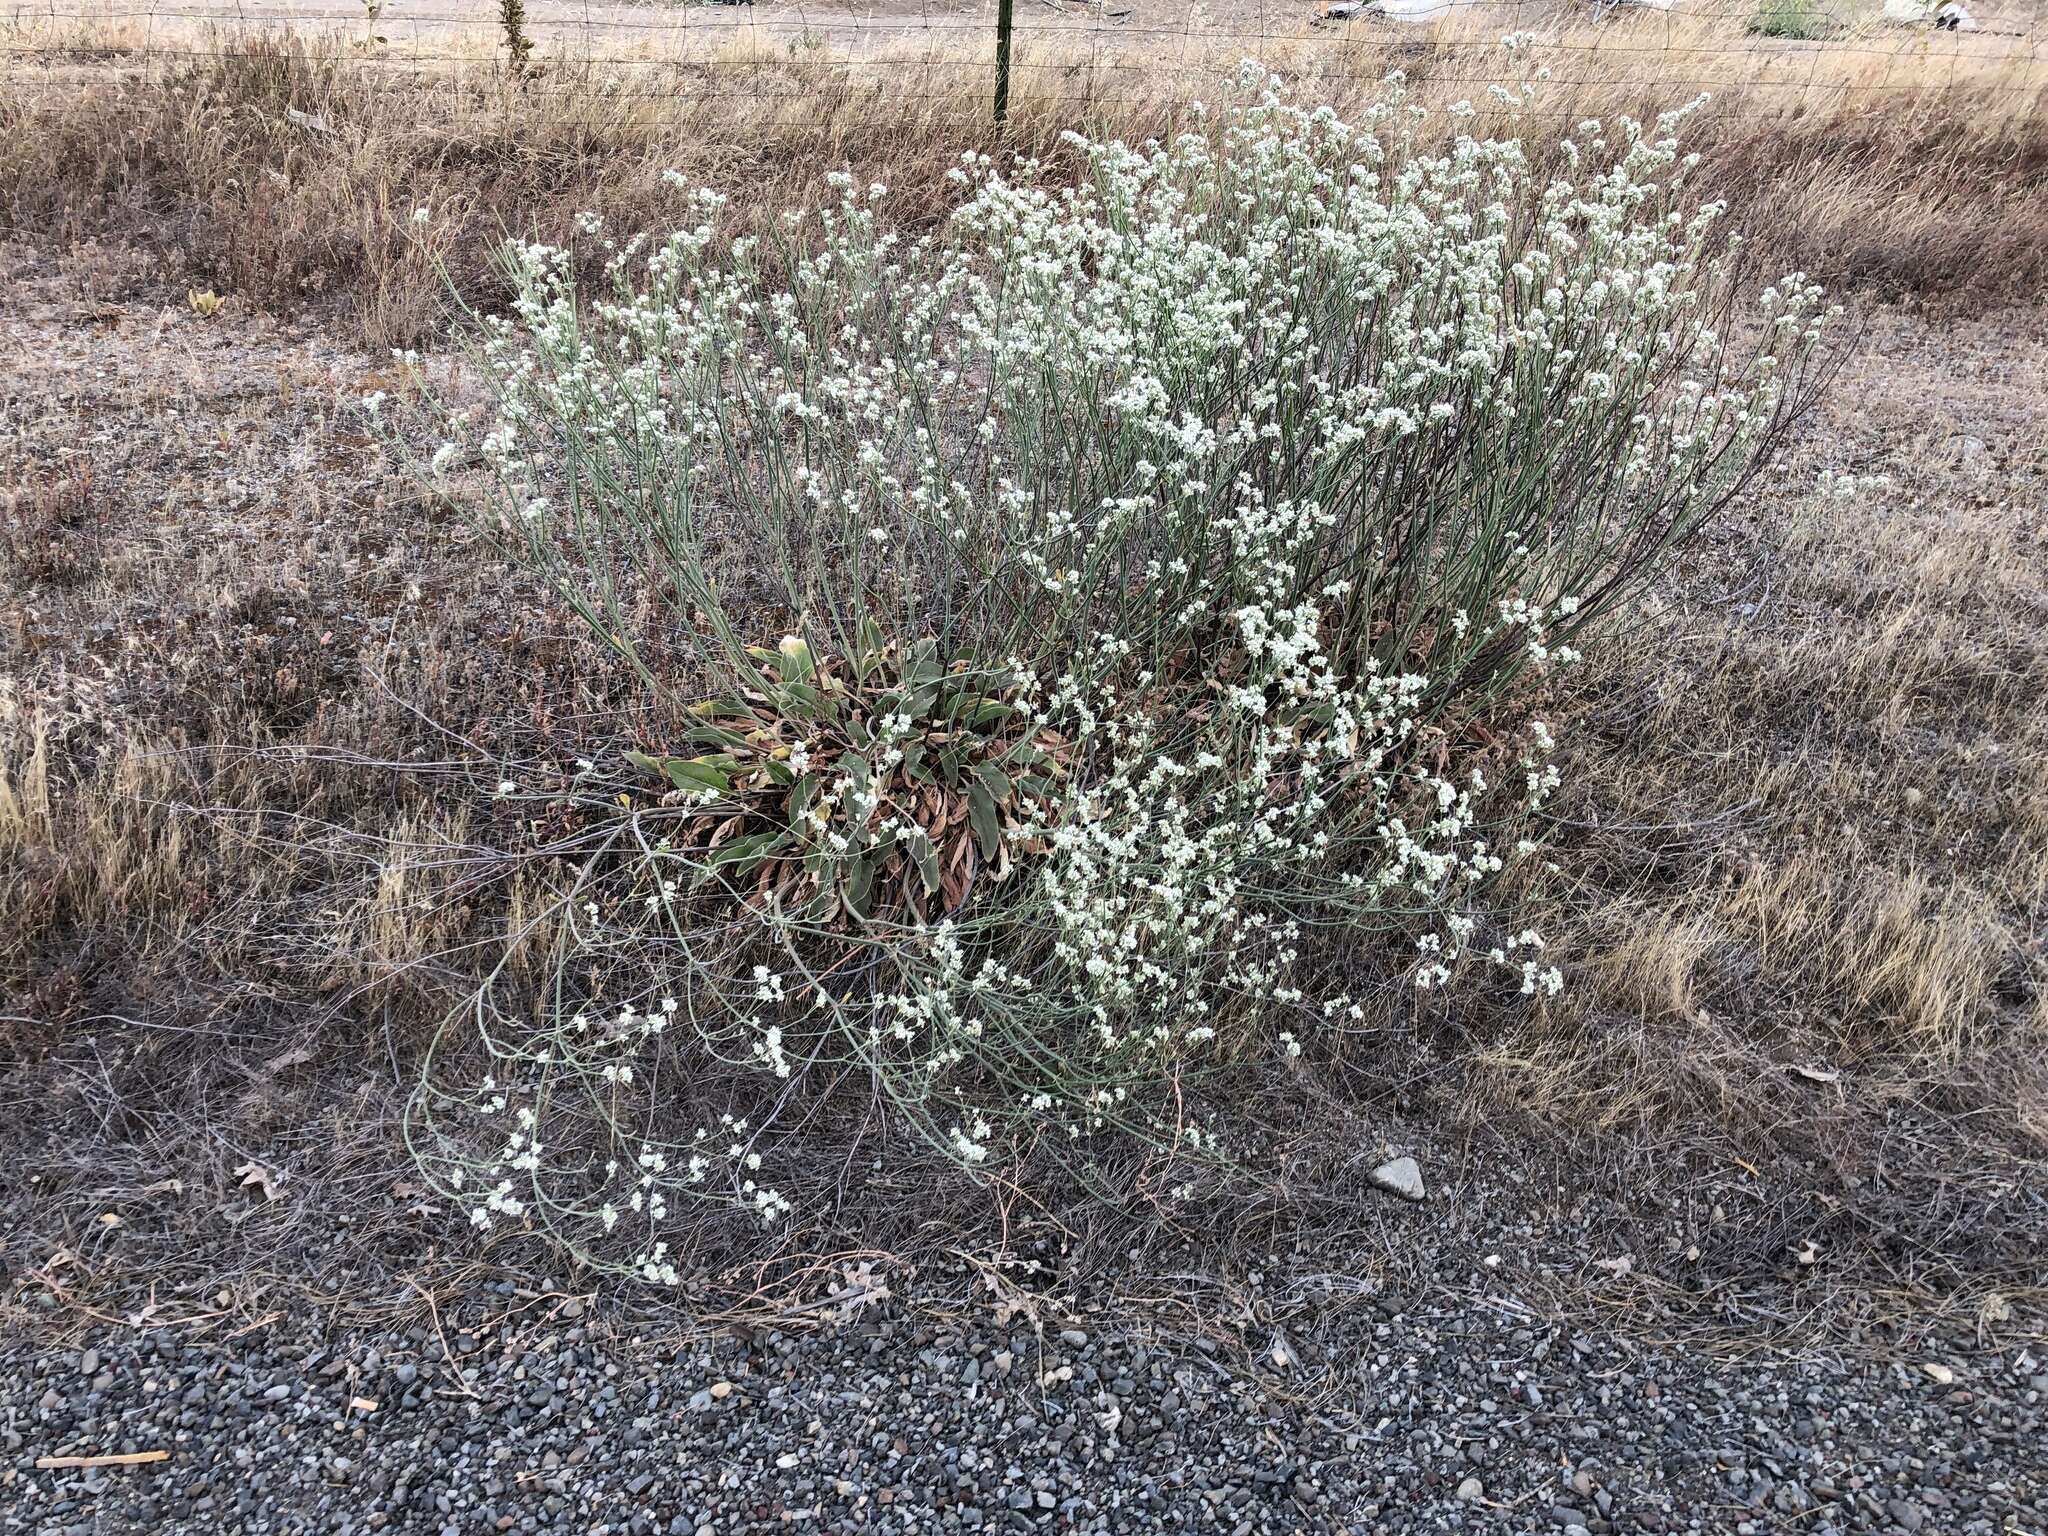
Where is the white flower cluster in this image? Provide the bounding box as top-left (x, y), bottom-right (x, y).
top-left (438, 1063), bottom-right (794, 1282)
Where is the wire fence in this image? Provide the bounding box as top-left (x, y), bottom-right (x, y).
top-left (4, 0), bottom-right (2044, 128)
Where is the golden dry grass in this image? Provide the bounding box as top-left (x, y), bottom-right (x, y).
top-left (1, 8), bottom-right (2045, 343)
top-left (1464, 331), bottom-right (2048, 1147)
top-left (0, 706), bottom-right (191, 1008)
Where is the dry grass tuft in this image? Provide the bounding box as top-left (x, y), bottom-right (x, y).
top-left (0, 714), bottom-right (190, 1029)
top-left (1720, 863), bottom-right (2015, 1051)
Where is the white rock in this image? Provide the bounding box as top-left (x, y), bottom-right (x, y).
top-left (1370, 1156), bottom-right (1426, 1202)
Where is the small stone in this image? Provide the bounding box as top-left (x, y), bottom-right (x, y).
top-left (708, 1381), bottom-right (733, 1400)
top-left (1369, 1156), bottom-right (1426, 1202)
top-left (1456, 1477), bottom-right (1484, 1502)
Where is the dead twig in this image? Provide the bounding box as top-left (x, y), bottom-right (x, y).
top-left (36, 1450), bottom-right (170, 1469)
top-left (402, 1273), bottom-right (483, 1400)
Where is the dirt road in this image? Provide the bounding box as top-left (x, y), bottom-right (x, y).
top-left (14, 0), bottom-right (1352, 63)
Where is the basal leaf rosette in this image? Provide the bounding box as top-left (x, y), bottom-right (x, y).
top-left (627, 631), bottom-right (1069, 927)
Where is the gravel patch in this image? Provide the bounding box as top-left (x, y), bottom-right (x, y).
top-left (6, 1295), bottom-right (2046, 1535)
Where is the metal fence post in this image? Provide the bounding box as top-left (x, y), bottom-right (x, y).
top-left (994, 0), bottom-right (1014, 128)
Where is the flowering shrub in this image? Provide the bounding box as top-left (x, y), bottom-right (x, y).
top-left (401, 65), bottom-right (1834, 1276)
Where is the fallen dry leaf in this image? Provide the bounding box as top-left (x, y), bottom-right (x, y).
top-left (233, 1162), bottom-right (285, 1202)
top-left (831, 1260), bottom-right (891, 1322)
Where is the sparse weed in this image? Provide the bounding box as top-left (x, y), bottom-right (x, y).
top-left (497, 0), bottom-right (534, 78)
top-left (2, 465), bottom-right (103, 588)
